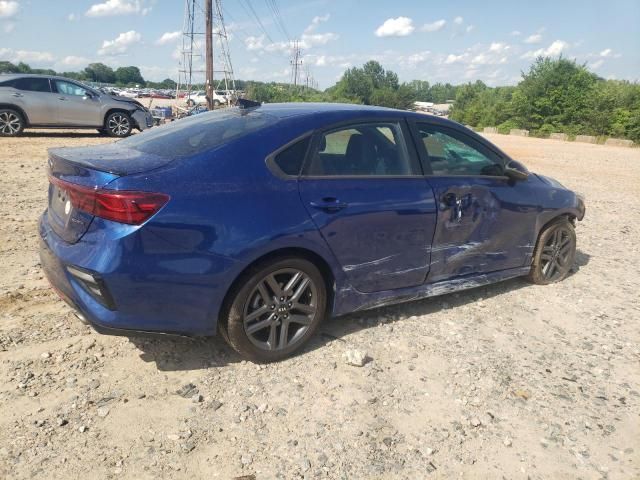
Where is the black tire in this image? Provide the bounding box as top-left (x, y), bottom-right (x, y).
top-left (527, 218), bottom-right (576, 285)
top-left (0, 109), bottom-right (25, 136)
top-left (105, 111), bottom-right (132, 138)
top-left (220, 256), bottom-right (327, 362)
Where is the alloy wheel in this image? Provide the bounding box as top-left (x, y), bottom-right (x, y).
top-left (243, 268), bottom-right (318, 351)
top-left (0, 112), bottom-right (21, 135)
top-left (108, 114), bottom-right (131, 136)
top-left (539, 226), bottom-right (574, 281)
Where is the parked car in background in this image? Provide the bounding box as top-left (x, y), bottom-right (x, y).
top-left (0, 74), bottom-right (153, 137)
top-left (39, 103), bottom-right (585, 362)
top-left (184, 90), bottom-right (228, 107)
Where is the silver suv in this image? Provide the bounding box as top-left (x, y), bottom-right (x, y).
top-left (0, 74), bottom-right (153, 137)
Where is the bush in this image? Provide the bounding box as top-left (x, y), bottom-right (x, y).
top-left (497, 120), bottom-right (519, 134)
top-left (535, 123), bottom-right (556, 137)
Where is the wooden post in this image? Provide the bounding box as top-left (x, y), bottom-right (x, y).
top-left (205, 0), bottom-right (214, 110)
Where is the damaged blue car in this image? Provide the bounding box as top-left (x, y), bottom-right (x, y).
top-left (39, 103), bottom-right (585, 361)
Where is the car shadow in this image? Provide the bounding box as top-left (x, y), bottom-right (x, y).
top-left (129, 248), bottom-right (591, 370)
top-left (20, 131), bottom-right (105, 138)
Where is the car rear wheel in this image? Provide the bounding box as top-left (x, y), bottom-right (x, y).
top-left (527, 218), bottom-right (576, 285)
top-left (105, 112), bottom-right (132, 137)
top-left (0, 109), bottom-right (24, 136)
top-left (221, 257), bottom-right (327, 362)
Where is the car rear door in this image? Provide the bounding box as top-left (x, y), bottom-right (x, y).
top-left (298, 119), bottom-right (437, 293)
top-left (411, 121), bottom-right (540, 283)
top-left (10, 77), bottom-right (57, 125)
top-left (52, 79), bottom-right (102, 126)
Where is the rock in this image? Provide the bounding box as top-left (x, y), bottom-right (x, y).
top-left (87, 379), bottom-right (101, 390)
top-left (209, 400), bottom-right (223, 411)
top-left (512, 389), bottom-right (531, 400)
top-left (257, 403), bottom-right (268, 413)
top-left (40, 352), bottom-right (51, 359)
top-left (191, 393), bottom-right (203, 403)
top-left (57, 418), bottom-right (68, 427)
top-left (299, 458), bottom-right (311, 472)
top-left (503, 437), bottom-right (512, 447)
top-left (167, 434), bottom-right (180, 441)
top-left (78, 425), bottom-right (87, 433)
top-left (176, 383), bottom-right (198, 398)
top-left (470, 418), bottom-right (481, 427)
top-left (241, 454), bottom-right (253, 466)
top-left (343, 349), bottom-right (368, 367)
top-left (97, 406), bottom-right (110, 417)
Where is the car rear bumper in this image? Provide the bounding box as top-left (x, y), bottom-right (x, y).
top-left (38, 212), bottom-right (232, 337)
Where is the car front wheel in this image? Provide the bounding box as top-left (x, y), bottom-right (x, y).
top-left (105, 112), bottom-right (132, 137)
top-left (221, 257), bottom-right (327, 362)
top-left (0, 109), bottom-right (24, 136)
top-left (528, 218), bottom-right (576, 284)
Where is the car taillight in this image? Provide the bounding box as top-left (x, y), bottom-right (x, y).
top-left (49, 175), bottom-right (170, 225)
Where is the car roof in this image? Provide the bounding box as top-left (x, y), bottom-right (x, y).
top-left (0, 73), bottom-right (85, 82)
top-left (256, 102), bottom-right (466, 129)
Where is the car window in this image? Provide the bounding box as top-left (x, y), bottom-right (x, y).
top-left (119, 108), bottom-right (278, 159)
top-left (306, 122), bottom-right (418, 176)
top-left (416, 124), bottom-right (504, 176)
top-left (56, 80), bottom-right (88, 96)
top-left (14, 77), bottom-right (51, 93)
top-left (271, 136), bottom-right (311, 176)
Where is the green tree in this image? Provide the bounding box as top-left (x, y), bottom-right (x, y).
top-left (114, 66), bottom-right (145, 86)
top-left (84, 63), bottom-right (116, 83)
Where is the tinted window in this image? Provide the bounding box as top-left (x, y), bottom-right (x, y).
top-left (55, 80), bottom-right (88, 96)
top-left (272, 136), bottom-right (310, 176)
top-left (306, 122), bottom-right (418, 176)
top-left (417, 124), bottom-right (504, 176)
top-left (120, 108), bottom-right (278, 158)
top-left (15, 77), bottom-right (51, 92)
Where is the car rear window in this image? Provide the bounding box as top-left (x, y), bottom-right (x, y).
top-left (119, 108), bottom-right (277, 158)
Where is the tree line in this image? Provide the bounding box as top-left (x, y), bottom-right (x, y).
top-left (1, 57), bottom-right (638, 142)
top-left (449, 57), bottom-right (640, 143)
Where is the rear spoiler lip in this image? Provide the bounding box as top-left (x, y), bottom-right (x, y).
top-left (47, 143), bottom-right (171, 177)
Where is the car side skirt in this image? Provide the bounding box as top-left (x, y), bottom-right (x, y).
top-left (333, 266), bottom-right (531, 315)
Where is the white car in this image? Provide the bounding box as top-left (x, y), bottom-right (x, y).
top-left (185, 90), bottom-right (228, 107)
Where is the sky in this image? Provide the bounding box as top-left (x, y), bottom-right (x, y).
top-left (1, 0), bottom-right (639, 88)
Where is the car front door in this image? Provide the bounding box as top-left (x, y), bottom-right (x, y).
top-left (53, 80), bottom-right (102, 126)
top-left (298, 120), bottom-right (437, 293)
top-left (11, 77), bottom-right (57, 125)
top-left (412, 121), bottom-right (540, 283)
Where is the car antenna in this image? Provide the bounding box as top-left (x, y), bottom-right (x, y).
top-left (237, 98), bottom-right (261, 109)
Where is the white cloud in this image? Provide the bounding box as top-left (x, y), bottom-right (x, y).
top-left (600, 48), bottom-right (612, 57)
top-left (521, 40), bottom-right (569, 59)
top-left (98, 30), bottom-right (141, 55)
top-left (524, 33), bottom-right (542, 44)
top-left (0, 47), bottom-right (54, 63)
top-left (375, 16), bottom-right (415, 37)
top-left (399, 50), bottom-right (431, 68)
top-left (304, 13), bottom-right (330, 34)
top-left (3, 21), bottom-right (14, 32)
top-left (156, 31), bottom-right (181, 45)
top-left (591, 59), bottom-right (604, 69)
top-left (245, 35), bottom-right (265, 51)
top-left (60, 55), bottom-right (90, 67)
top-left (445, 53), bottom-right (464, 64)
top-left (466, 25), bottom-right (474, 33)
top-left (511, 30), bottom-right (521, 36)
top-left (421, 19), bottom-right (446, 32)
top-left (86, 0), bottom-right (150, 17)
top-left (453, 16), bottom-right (464, 25)
top-left (0, 0), bottom-right (18, 18)
top-left (489, 42), bottom-right (509, 53)
top-left (300, 32), bottom-right (339, 48)
top-left (68, 13), bottom-right (77, 21)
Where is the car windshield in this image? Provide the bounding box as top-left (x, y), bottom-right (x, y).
top-left (119, 108), bottom-right (277, 158)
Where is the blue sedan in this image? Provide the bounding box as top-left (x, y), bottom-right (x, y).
top-left (39, 103), bottom-right (585, 361)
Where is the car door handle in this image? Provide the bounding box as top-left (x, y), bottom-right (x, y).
top-left (12, 92), bottom-right (24, 98)
top-left (310, 198), bottom-right (348, 212)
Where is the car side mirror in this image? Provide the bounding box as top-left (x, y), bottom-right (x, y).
top-left (83, 91), bottom-right (95, 100)
top-left (504, 160), bottom-right (529, 181)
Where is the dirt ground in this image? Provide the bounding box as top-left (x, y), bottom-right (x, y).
top-left (0, 129), bottom-right (639, 479)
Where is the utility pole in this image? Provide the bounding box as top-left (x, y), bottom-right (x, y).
top-left (205, 0), bottom-right (214, 110)
top-left (290, 40), bottom-right (303, 87)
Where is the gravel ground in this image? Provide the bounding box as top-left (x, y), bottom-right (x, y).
top-left (0, 130), bottom-right (639, 479)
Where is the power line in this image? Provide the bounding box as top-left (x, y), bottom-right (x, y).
top-left (290, 40), bottom-right (302, 87)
